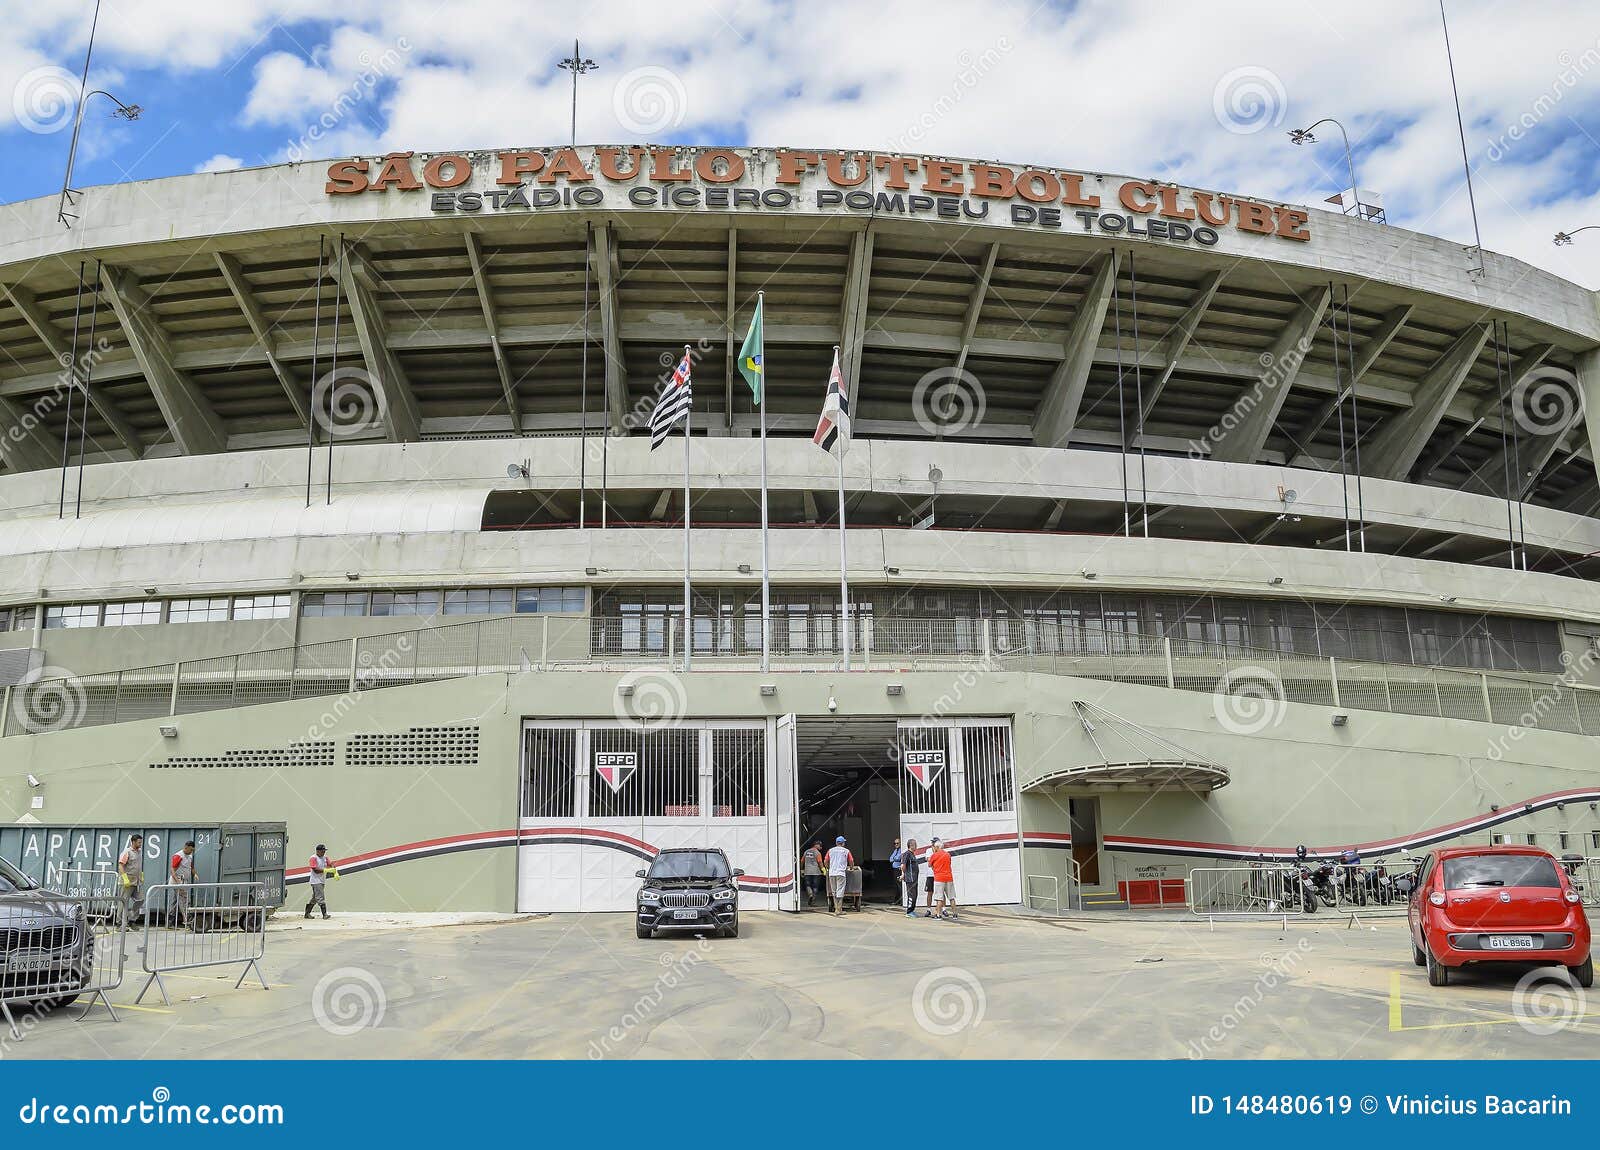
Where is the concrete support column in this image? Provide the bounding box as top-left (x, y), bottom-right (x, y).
top-left (1577, 348), bottom-right (1600, 489)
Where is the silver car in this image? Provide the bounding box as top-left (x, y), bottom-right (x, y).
top-left (0, 858), bottom-right (94, 1010)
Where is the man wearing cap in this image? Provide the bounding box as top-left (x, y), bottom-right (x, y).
top-left (825, 835), bottom-right (853, 917)
top-left (305, 844), bottom-right (333, 920)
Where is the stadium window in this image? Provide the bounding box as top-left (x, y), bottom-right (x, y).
top-left (233, 593), bottom-right (291, 620)
top-left (371, 590), bottom-right (440, 617)
top-left (301, 592), bottom-right (368, 618)
top-left (102, 600), bottom-right (163, 627)
top-left (1490, 834), bottom-right (1505, 846)
top-left (44, 603), bottom-right (100, 629)
top-left (1525, 834), bottom-right (1538, 846)
top-left (168, 597), bottom-right (231, 624)
top-left (443, 588), bottom-right (514, 615)
top-left (1559, 832), bottom-right (1570, 852)
top-left (515, 586), bottom-right (587, 614)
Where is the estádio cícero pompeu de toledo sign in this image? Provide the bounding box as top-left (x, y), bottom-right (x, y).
top-left (324, 145), bottom-right (1313, 248)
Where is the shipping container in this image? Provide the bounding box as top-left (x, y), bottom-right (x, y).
top-left (0, 823), bottom-right (287, 907)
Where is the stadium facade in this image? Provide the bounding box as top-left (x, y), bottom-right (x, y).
top-left (1, 144), bottom-right (1598, 912)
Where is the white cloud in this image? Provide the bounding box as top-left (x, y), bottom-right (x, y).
top-left (194, 153), bottom-right (244, 174)
top-left (2, 0), bottom-right (1599, 284)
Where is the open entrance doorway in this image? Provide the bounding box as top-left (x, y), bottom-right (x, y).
top-left (793, 718), bottom-right (903, 909)
top-left (775, 715), bottom-right (1023, 913)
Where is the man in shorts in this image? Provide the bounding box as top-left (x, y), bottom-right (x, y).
top-left (825, 836), bottom-right (853, 917)
top-left (929, 837), bottom-right (957, 920)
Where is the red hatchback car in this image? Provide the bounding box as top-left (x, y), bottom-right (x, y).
top-left (1408, 845), bottom-right (1591, 988)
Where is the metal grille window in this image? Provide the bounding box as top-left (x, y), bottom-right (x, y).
top-left (233, 594), bottom-right (291, 619)
top-left (443, 588), bottom-right (515, 615)
top-left (301, 592), bottom-right (368, 617)
top-left (168, 597), bottom-right (231, 624)
top-left (44, 604), bottom-right (99, 629)
top-left (961, 724), bottom-right (1015, 813)
top-left (711, 727), bottom-right (765, 816)
top-left (371, 590), bottom-right (441, 617)
top-left (103, 601), bottom-right (162, 627)
top-left (4, 606), bottom-right (37, 632)
top-left (898, 725), bottom-right (954, 815)
top-left (522, 727), bottom-right (577, 818)
top-left (587, 727), bottom-right (699, 818)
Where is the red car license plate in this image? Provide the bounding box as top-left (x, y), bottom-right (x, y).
top-left (1485, 935), bottom-right (1536, 950)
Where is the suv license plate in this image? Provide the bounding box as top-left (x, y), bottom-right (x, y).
top-left (1486, 935), bottom-right (1536, 950)
top-left (4, 952), bottom-right (59, 973)
top-left (672, 909), bottom-right (699, 921)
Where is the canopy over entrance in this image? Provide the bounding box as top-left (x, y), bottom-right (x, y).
top-left (1022, 701), bottom-right (1231, 794)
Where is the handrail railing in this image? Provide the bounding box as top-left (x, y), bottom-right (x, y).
top-left (5, 612), bottom-right (1597, 739)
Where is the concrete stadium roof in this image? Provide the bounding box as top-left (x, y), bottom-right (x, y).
top-left (0, 145), bottom-right (1596, 517)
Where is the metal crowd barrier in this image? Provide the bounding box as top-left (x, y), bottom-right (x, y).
top-left (135, 881), bottom-right (269, 1006)
top-left (1189, 862), bottom-right (1413, 925)
top-left (1563, 857), bottom-right (1600, 907)
top-left (0, 889), bottom-right (128, 1040)
top-left (1024, 874), bottom-right (1060, 914)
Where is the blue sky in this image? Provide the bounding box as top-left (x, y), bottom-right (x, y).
top-left (2, 0), bottom-right (1599, 285)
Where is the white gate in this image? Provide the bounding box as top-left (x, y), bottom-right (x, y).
top-left (518, 719), bottom-right (780, 913)
top-left (775, 714), bottom-right (799, 912)
top-left (897, 717), bottom-right (1020, 905)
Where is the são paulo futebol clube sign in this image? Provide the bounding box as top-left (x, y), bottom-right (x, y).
top-left (324, 145), bottom-right (1314, 249)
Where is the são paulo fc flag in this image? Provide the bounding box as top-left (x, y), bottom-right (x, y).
top-left (813, 347), bottom-right (851, 456)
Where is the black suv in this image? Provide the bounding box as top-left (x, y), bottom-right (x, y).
top-left (635, 848), bottom-right (743, 939)
top-left (1, 857), bottom-right (94, 1010)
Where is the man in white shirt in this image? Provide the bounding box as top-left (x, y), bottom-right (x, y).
top-left (305, 844), bottom-right (332, 920)
top-left (825, 836), bottom-right (853, 917)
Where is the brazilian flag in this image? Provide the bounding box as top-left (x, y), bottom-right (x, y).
top-left (738, 298), bottom-right (763, 405)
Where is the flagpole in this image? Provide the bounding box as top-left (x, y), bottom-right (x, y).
top-left (757, 291), bottom-right (771, 674)
top-left (834, 344), bottom-right (851, 673)
top-left (682, 345), bottom-right (693, 674)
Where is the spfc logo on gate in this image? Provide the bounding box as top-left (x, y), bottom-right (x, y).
top-left (902, 748), bottom-right (946, 790)
top-left (593, 750), bottom-right (638, 793)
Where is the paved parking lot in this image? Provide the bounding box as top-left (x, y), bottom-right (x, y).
top-left (5, 908), bottom-right (1594, 1059)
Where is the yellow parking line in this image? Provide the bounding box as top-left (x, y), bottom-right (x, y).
top-left (113, 1003), bottom-right (173, 1015)
top-left (1387, 971), bottom-right (1593, 1032)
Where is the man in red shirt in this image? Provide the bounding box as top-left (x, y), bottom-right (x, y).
top-left (928, 838), bottom-right (957, 920)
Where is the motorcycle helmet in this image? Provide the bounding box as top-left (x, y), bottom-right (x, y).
top-left (1295, 844), bottom-right (1308, 860)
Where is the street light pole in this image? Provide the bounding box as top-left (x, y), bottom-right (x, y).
top-left (1287, 117), bottom-right (1365, 221)
top-left (556, 39), bottom-right (598, 148)
top-left (57, 0), bottom-right (141, 228)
